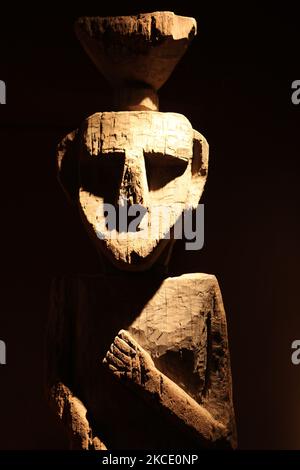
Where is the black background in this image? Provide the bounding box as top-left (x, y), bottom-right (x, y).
top-left (0, 1), bottom-right (300, 450)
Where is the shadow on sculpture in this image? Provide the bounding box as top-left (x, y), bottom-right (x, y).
top-left (45, 11), bottom-right (237, 450)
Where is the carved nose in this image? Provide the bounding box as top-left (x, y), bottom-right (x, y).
top-left (117, 155), bottom-right (149, 208)
top-left (115, 155), bottom-right (149, 232)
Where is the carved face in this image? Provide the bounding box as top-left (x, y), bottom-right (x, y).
top-left (58, 111), bottom-right (208, 271)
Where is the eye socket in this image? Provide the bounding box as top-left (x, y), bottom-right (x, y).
top-left (144, 152), bottom-right (188, 191)
top-left (79, 151), bottom-right (125, 204)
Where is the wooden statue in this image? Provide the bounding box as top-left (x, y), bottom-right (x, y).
top-left (46, 11), bottom-right (237, 450)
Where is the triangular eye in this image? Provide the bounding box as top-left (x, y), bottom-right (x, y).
top-left (144, 152), bottom-right (188, 191)
top-left (79, 151), bottom-right (125, 205)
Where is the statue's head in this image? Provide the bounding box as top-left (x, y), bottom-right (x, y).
top-left (58, 111), bottom-right (208, 271)
top-left (57, 12), bottom-right (208, 271)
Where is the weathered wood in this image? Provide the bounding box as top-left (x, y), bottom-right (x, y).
top-left (47, 274), bottom-right (236, 448)
top-left (75, 11), bottom-right (197, 110)
top-left (57, 111), bottom-right (208, 270)
top-left (46, 11), bottom-right (237, 451)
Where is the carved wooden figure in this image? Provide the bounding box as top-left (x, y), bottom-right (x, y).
top-left (46, 11), bottom-right (237, 450)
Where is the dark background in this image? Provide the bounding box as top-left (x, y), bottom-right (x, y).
top-left (0, 1), bottom-right (299, 450)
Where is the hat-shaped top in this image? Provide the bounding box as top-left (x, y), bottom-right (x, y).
top-left (75, 12), bottom-right (196, 97)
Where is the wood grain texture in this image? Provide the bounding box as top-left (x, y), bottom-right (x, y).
top-left (46, 11), bottom-right (237, 451)
top-left (46, 274), bottom-right (236, 449)
top-left (57, 111), bottom-right (208, 271)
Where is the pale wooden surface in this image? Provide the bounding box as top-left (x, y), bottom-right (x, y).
top-left (46, 273), bottom-right (236, 449)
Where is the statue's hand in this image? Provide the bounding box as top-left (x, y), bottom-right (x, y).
top-left (49, 382), bottom-right (107, 450)
top-left (103, 329), bottom-right (156, 387)
top-left (103, 330), bottom-right (227, 446)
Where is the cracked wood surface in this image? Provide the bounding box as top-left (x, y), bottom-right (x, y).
top-left (46, 273), bottom-right (236, 449)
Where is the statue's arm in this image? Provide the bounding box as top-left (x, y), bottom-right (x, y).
top-left (49, 381), bottom-right (106, 450)
top-left (45, 277), bottom-right (106, 450)
top-left (103, 329), bottom-right (227, 447)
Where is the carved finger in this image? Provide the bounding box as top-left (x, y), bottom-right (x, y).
top-left (107, 363), bottom-right (124, 379)
top-left (114, 335), bottom-right (135, 357)
top-left (110, 342), bottom-right (131, 366)
top-left (105, 351), bottom-right (127, 370)
top-left (131, 354), bottom-right (141, 384)
top-left (118, 329), bottom-right (138, 350)
top-left (103, 357), bottom-right (116, 372)
top-left (103, 357), bottom-right (129, 380)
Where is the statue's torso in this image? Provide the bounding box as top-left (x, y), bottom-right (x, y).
top-left (64, 273), bottom-right (217, 448)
